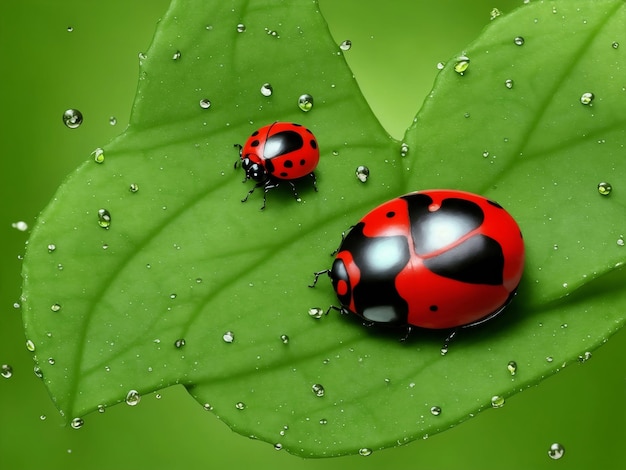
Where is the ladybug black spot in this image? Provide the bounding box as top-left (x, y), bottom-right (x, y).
top-left (299, 159), bottom-right (306, 166)
top-left (487, 199), bottom-right (503, 209)
top-left (429, 305), bottom-right (438, 312)
top-left (386, 211), bottom-right (396, 218)
top-left (310, 139), bottom-right (317, 149)
top-left (250, 139), bottom-right (260, 147)
top-left (251, 130), bottom-right (259, 137)
top-left (284, 160), bottom-right (294, 168)
top-left (264, 130), bottom-right (304, 159)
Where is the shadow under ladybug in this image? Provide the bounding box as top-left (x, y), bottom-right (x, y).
top-left (234, 122), bottom-right (320, 210)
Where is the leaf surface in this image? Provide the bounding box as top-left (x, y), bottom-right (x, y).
top-left (22, 0), bottom-right (626, 457)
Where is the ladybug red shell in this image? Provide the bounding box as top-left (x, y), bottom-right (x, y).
top-left (236, 122), bottom-right (319, 209)
top-left (312, 190), bottom-right (524, 333)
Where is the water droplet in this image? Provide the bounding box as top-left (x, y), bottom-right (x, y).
top-left (203, 403), bottom-right (213, 411)
top-left (50, 303), bottom-right (61, 312)
top-left (507, 361), bottom-right (518, 375)
top-left (12, 221), bottom-right (28, 232)
top-left (125, 389), bottom-right (141, 406)
top-left (430, 406), bottom-right (442, 416)
top-left (260, 83), bottom-right (273, 97)
top-left (308, 307), bottom-right (324, 319)
top-left (548, 443), bottom-right (565, 460)
top-left (223, 331), bottom-right (235, 343)
top-left (97, 209), bottom-right (111, 229)
top-left (440, 345), bottom-right (448, 356)
top-left (172, 50), bottom-right (181, 60)
top-left (33, 366), bottom-right (43, 379)
top-left (505, 79), bottom-right (514, 89)
top-left (453, 55), bottom-right (470, 74)
top-left (339, 39), bottom-right (352, 51)
top-left (48, 357), bottom-right (55, 365)
top-left (319, 418), bottom-right (328, 425)
top-left (235, 401), bottom-right (246, 410)
top-left (490, 8), bottom-right (502, 20)
top-left (280, 334), bottom-right (289, 344)
top-left (580, 92), bottom-right (594, 105)
top-left (67, 26), bottom-right (74, 32)
top-left (92, 148), bottom-right (105, 163)
top-left (312, 383), bottom-right (325, 397)
top-left (274, 443), bottom-right (283, 451)
top-left (129, 183), bottom-right (139, 193)
top-left (62, 109), bottom-right (83, 129)
top-left (264, 28), bottom-right (280, 38)
top-left (578, 351), bottom-right (592, 363)
top-left (26, 340), bottom-right (35, 352)
top-left (436, 61), bottom-right (445, 70)
top-left (400, 143), bottom-right (409, 157)
top-left (47, 244), bottom-right (56, 253)
top-left (355, 165), bottom-right (370, 183)
top-left (199, 98), bottom-right (211, 109)
top-left (97, 404), bottom-right (106, 413)
top-left (612, 41), bottom-right (619, 49)
top-left (514, 36), bottom-right (525, 46)
top-left (1, 364), bottom-right (13, 379)
top-left (40, 414), bottom-right (47, 420)
top-left (297, 94), bottom-right (314, 112)
top-left (597, 182), bottom-right (612, 196)
top-left (236, 23), bottom-right (246, 33)
top-left (71, 417), bottom-right (84, 429)
top-left (491, 395), bottom-right (505, 408)
top-left (617, 236), bottom-right (624, 247)
top-left (174, 338), bottom-right (186, 349)
top-left (546, 356), bottom-right (553, 363)
top-left (358, 448), bottom-right (372, 457)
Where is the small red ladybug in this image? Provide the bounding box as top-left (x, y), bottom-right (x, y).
top-left (235, 122), bottom-right (319, 210)
top-left (310, 189), bottom-right (525, 347)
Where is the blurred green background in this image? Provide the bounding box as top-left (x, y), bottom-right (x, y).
top-left (0, 1), bottom-right (624, 469)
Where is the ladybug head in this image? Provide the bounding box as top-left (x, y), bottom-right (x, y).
top-left (241, 156), bottom-right (268, 183)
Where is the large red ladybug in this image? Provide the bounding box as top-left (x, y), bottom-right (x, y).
top-left (310, 190), bottom-right (525, 344)
top-left (235, 122), bottom-right (319, 210)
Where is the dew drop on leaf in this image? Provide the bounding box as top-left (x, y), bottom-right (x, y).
top-left (507, 361), bottom-right (518, 375)
top-left (199, 98), bottom-right (211, 109)
top-left (597, 181), bottom-right (612, 196)
top-left (11, 221), bottom-right (28, 232)
top-left (453, 55), bottom-right (470, 74)
top-left (491, 395), bottom-right (505, 408)
top-left (355, 165), bottom-right (370, 183)
top-left (430, 406), bottom-right (442, 416)
top-left (235, 401), bottom-right (246, 410)
top-left (223, 331), bottom-right (235, 343)
top-left (612, 41), bottom-right (619, 49)
top-left (297, 94), bottom-right (314, 112)
top-left (358, 448), bottom-right (372, 457)
top-left (70, 417), bottom-right (84, 429)
top-left (312, 383), bottom-right (325, 397)
top-left (260, 83), bottom-right (273, 96)
top-left (490, 8), bottom-right (502, 20)
top-left (1, 364), bottom-right (13, 379)
top-left (505, 79), bottom-right (514, 89)
top-left (400, 142), bottom-right (409, 157)
top-left (97, 209), bottom-right (111, 229)
top-left (109, 116), bottom-right (117, 126)
top-left (577, 351), bottom-right (592, 363)
top-left (339, 39), bottom-right (352, 51)
top-left (25, 339), bottom-right (35, 352)
top-left (548, 443), bottom-right (565, 460)
top-left (236, 23), bottom-right (246, 33)
top-left (50, 303), bottom-right (61, 312)
top-left (129, 183), bottom-right (139, 193)
top-left (514, 36), bottom-right (525, 46)
top-left (280, 334), bottom-right (289, 344)
top-left (308, 307), bottom-right (324, 319)
top-left (172, 50), bottom-right (181, 60)
top-left (580, 92), bottom-right (594, 105)
top-left (62, 109), bottom-right (83, 129)
top-left (92, 148), bottom-right (105, 164)
top-left (174, 338), bottom-right (186, 348)
top-left (47, 244), bottom-right (56, 253)
top-left (125, 389), bottom-right (141, 406)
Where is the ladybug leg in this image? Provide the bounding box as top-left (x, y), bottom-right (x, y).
top-left (440, 328), bottom-right (459, 355)
top-left (259, 181), bottom-right (280, 210)
top-left (309, 269), bottom-right (329, 288)
top-left (399, 325), bottom-right (413, 342)
top-left (286, 181), bottom-right (302, 202)
top-left (326, 305), bottom-right (346, 316)
top-left (309, 172), bottom-right (318, 192)
top-left (241, 181), bottom-right (264, 204)
top-left (233, 144), bottom-right (243, 169)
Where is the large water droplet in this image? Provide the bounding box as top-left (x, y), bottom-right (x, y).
top-left (236, 23), bottom-right (246, 33)
top-left (580, 92), bottom-right (594, 105)
top-left (223, 331), bottom-right (235, 343)
top-left (358, 448), bottom-right (372, 457)
top-left (97, 209), bottom-right (111, 229)
top-left (12, 221), bottom-right (28, 232)
top-left (71, 417), bottom-right (84, 429)
top-left (260, 83), bottom-right (273, 97)
top-left (356, 165), bottom-right (370, 183)
top-left (297, 94), bottom-right (314, 112)
top-left (453, 56), bottom-right (470, 75)
top-left (548, 443), bottom-right (565, 460)
top-left (339, 39), bottom-right (352, 51)
top-left (491, 395), bottom-right (505, 408)
top-left (312, 383), bottom-right (325, 397)
top-left (92, 148), bottom-right (105, 164)
top-left (430, 406), bottom-right (442, 416)
top-left (235, 401), bottom-right (246, 410)
top-left (1, 364), bottom-right (13, 379)
top-left (308, 307), bottom-right (324, 319)
top-left (125, 389), bottom-right (141, 406)
top-left (507, 361), bottom-right (518, 375)
top-left (505, 79), bottom-right (514, 89)
top-left (50, 303), bottom-right (61, 312)
top-left (26, 339), bottom-right (35, 352)
top-left (172, 50), bottom-right (181, 60)
top-left (597, 182), bottom-right (612, 196)
top-left (62, 109), bottom-right (83, 129)
top-left (199, 98), bottom-right (211, 109)
top-left (514, 36), bottom-right (525, 46)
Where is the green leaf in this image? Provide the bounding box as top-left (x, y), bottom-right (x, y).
top-left (21, 0), bottom-right (626, 458)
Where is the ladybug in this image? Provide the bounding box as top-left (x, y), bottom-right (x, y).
top-left (310, 190), bottom-right (525, 346)
top-left (235, 122), bottom-right (319, 210)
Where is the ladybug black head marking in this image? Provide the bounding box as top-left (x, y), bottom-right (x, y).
top-left (241, 157), bottom-right (268, 183)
